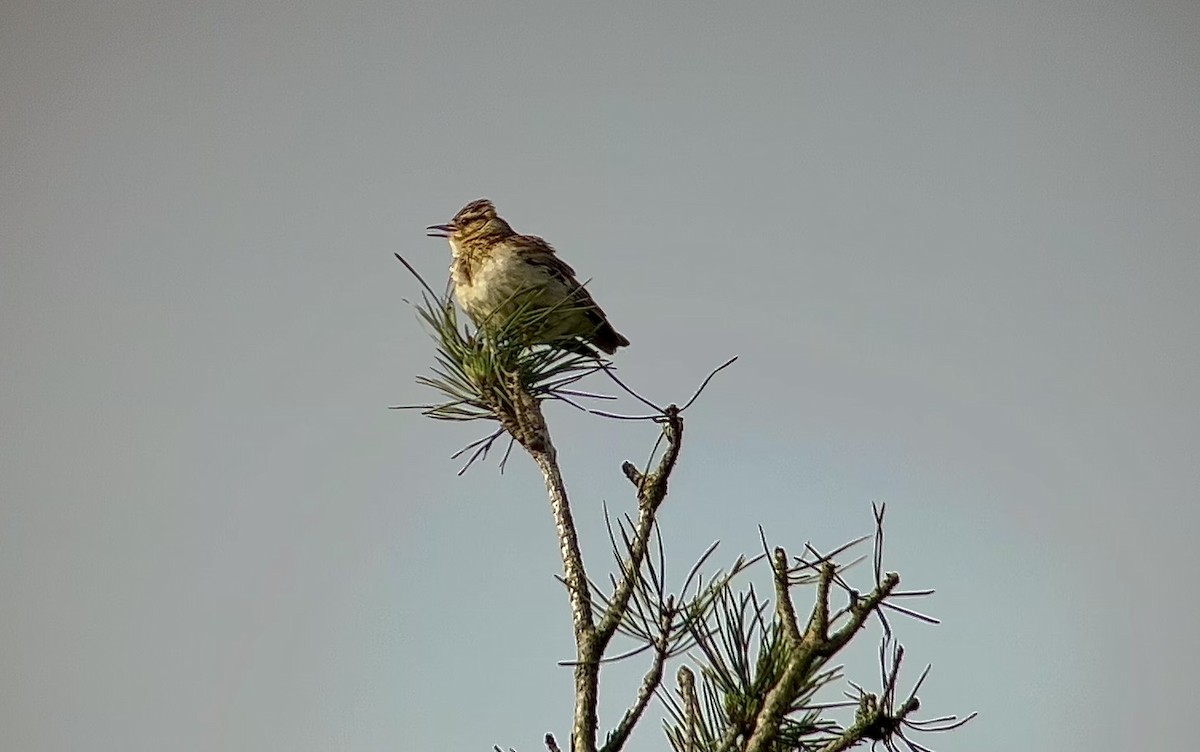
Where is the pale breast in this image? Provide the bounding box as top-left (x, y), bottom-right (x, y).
top-left (453, 246), bottom-right (574, 328)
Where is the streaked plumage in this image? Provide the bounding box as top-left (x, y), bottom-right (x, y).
top-left (427, 199), bottom-right (629, 355)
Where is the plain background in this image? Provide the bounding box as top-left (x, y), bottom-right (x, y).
top-left (3, 1), bottom-right (1198, 750)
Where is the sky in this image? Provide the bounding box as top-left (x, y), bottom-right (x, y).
top-left (2, 1), bottom-right (1198, 750)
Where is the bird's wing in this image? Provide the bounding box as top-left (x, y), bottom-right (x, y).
top-left (513, 235), bottom-right (577, 280)
top-left (515, 235), bottom-right (611, 318)
top-left (511, 235), bottom-right (628, 353)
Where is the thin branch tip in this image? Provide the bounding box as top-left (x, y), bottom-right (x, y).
top-left (393, 252), bottom-right (440, 301)
top-left (679, 355), bottom-right (739, 412)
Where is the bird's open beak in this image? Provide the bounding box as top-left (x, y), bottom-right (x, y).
top-left (426, 223), bottom-right (455, 238)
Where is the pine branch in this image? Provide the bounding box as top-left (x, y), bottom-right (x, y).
top-left (600, 611), bottom-right (670, 752)
top-left (514, 390), bottom-right (599, 752)
top-left (597, 406), bottom-right (683, 648)
top-left (394, 259), bottom-right (973, 752)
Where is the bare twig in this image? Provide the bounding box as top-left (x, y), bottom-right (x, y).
top-left (771, 547), bottom-right (804, 648)
top-left (598, 362), bottom-right (665, 415)
top-left (600, 606), bottom-right (673, 752)
top-left (821, 572), bottom-right (900, 657)
top-left (678, 666), bottom-right (701, 752)
top-left (679, 356), bottom-right (738, 412)
top-left (596, 406), bottom-right (683, 648)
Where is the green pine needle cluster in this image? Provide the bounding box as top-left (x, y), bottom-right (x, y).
top-left (406, 288), bottom-right (605, 424)
top-left (662, 587), bottom-right (841, 752)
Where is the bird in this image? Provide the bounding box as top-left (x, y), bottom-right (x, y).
top-left (427, 199), bottom-right (629, 355)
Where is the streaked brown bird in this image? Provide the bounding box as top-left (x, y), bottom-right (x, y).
top-left (427, 199), bottom-right (629, 355)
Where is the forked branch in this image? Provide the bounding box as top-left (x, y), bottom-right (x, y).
top-left (397, 258), bottom-right (972, 752)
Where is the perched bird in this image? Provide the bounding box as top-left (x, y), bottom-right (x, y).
top-left (427, 199), bottom-right (629, 355)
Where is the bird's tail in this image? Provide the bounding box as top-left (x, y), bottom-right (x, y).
top-left (591, 322), bottom-right (630, 355)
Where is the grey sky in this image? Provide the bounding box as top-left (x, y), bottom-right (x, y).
top-left (3, 1), bottom-right (1197, 750)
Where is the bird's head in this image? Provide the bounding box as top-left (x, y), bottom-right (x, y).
top-left (427, 199), bottom-right (513, 243)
